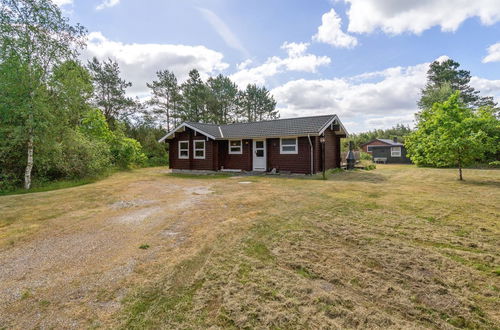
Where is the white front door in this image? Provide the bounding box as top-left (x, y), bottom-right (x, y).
top-left (253, 139), bottom-right (267, 171)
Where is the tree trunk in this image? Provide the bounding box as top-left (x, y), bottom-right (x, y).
top-left (458, 159), bottom-right (463, 181)
top-left (24, 133), bottom-right (34, 190)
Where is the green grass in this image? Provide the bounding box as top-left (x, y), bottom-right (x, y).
top-left (0, 170), bottom-right (115, 197)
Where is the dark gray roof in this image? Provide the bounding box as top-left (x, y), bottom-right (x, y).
top-left (361, 138), bottom-right (404, 147)
top-left (159, 114), bottom-right (347, 142)
top-left (185, 115), bottom-right (340, 139)
top-left (376, 139), bottom-right (404, 146)
top-left (185, 122), bottom-right (221, 139)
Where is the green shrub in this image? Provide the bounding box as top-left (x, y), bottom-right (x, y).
top-left (488, 160), bottom-right (500, 168)
top-left (111, 136), bottom-right (147, 168)
top-left (364, 164), bottom-right (376, 171)
top-left (360, 152), bottom-right (372, 161)
top-left (56, 131), bottom-right (112, 178)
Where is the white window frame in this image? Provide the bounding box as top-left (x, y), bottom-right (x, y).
top-left (391, 147), bottom-right (401, 157)
top-left (229, 140), bottom-right (243, 154)
top-left (178, 140), bottom-right (189, 159)
top-left (280, 137), bottom-right (298, 154)
top-left (367, 146), bottom-right (374, 152)
top-left (193, 140), bottom-right (206, 159)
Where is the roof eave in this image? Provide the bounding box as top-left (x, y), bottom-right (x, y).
top-left (158, 122), bottom-right (217, 142)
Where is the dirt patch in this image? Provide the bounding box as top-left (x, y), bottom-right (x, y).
top-left (0, 170), bottom-right (218, 329)
top-left (110, 199), bottom-right (155, 209)
top-left (110, 206), bottom-right (162, 225)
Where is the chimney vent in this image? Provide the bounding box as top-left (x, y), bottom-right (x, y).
top-left (393, 137), bottom-right (398, 143)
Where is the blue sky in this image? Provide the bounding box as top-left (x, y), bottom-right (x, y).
top-left (58, 0), bottom-right (500, 132)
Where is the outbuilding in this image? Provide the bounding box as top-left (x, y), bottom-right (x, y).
top-left (361, 138), bottom-right (412, 164)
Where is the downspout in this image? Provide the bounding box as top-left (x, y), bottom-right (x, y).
top-left (307, 134), bottom-right (314, 175)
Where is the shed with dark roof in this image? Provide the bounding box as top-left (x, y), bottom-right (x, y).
top-left (360, 138), bottom-right (412, 164)
top-left (158, 115), bottom-right (348, 174)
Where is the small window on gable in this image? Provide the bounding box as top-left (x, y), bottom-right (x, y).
top-left (280, 138), bottom-right (298, 154)
top-left (179, 141), bottom-right (189, 159)
top-left (391, 147), bottom-right (401, 157)
top-left (194, 140), bottom-right (205, 159)
top-left (229, 140), bottom-right (242, 154)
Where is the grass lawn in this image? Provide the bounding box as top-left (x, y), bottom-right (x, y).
top-left (0, 165), bottom-right (498, 329)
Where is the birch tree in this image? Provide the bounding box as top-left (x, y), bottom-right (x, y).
top-left (0, 0), bottom-right (86, 189)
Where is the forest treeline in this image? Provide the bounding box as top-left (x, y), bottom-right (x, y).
top-left (0, 0), bottom-right (277, 191)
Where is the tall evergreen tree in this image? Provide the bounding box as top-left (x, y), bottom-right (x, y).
top-left (206, 74), bottom-right (239, 124)
top-left (87, 57), bottom-right (136, 125)
top-left (0, 0), bottom-right (86, 189)
top-left (239, 84), bottom-right (278, 122)
top-left (146, 69), bottom-right (181, 131)
top-left (179, 69), bottom-right (208, 122)
top-left (418, 59), bottom-right (497, 111)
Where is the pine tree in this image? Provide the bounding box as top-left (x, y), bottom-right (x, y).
top-left (147, 70), bottom-right (181, 130)
top-left (418, 59), bottom-right (497, 111)
top-left (239, 84), bottom-right (278, 122)
top-left (87, 57), bottom-right (137, 126)
top-left (206, 74), bottom-right (239, 124)
top-left (179, 69), bottom-right (208, 122)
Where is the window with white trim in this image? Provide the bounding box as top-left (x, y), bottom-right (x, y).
top-left (367, 146), bottom-right (374, 152)
top-left (178, 141), bottom-right (189, 159)
top-left (391, 147), bottom-right (401, 157)
top-left (229, 140), bottom-right (242, 154)
top-left (280, 138), bottom-right (298, 154)
top-left (194, 140), bottom-right (205, 159)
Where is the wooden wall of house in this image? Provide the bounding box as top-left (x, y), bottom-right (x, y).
top-left (371, 146), bottom-right (412, 164)
top-left (167, 126), bottom-right (344, 173)
top-left (218, 139), bottom-right (253, 171)
top-left (167, 128), bottom-right (216, 171)
top-left (267, 137), bottom-right (312, 174)
top-left (324, 127), bottom-right (341, 169)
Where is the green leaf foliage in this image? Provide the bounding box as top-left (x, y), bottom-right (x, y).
top-left (406, 92), bottom-right (499, 179)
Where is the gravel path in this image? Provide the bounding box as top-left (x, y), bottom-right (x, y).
top-left (0, 170), bottom-right (215, 328)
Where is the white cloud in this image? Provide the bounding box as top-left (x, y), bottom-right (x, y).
top-left (470, 76), bottom-right (500, 100)
top-left (272, 58), bottom-right (500, 132)
top-left (230, 42), bottom-right (331, 87)
top-left (271, 61), bottom-right (430, 131)
top-left (343, 0), bottom-right (500, 35)
top-left (53, 0), bottom-right (73, 6)
top-left (236, 59), bottom-right (253, 71)
top-left (96, 0), bottom-right (121, 10)
top-left (82, 32), bottom-right (229, 97)
top-left (197, 7), bottom-right (249, 58)
top-left (482, 42), bottom-right (500, 63)
top-left (313, 9), bottom-right (358, 48)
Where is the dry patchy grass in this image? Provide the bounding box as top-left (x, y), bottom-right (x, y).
top-left (0, 165), bottom-right (498, 329)
top-left (119, 165), bottom-right (500, 329)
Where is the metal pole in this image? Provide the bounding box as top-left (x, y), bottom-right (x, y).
top-left (322, 141), bottom-right (326, 180)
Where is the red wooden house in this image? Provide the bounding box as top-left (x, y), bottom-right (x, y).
top-left (158, 115), bottom-right (348, 174)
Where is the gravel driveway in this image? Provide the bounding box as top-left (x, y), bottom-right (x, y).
top-left (0, 169), bottom-right (217, 329)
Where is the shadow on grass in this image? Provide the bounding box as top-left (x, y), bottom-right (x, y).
top-left (327, 170), bottom-right (387, 183)
top-left (460, 179), bottom-right (500, 188)
top-left (166, 173), bottom-right (233, 180)
top-left (0, 176), bottom-right (104, 197)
